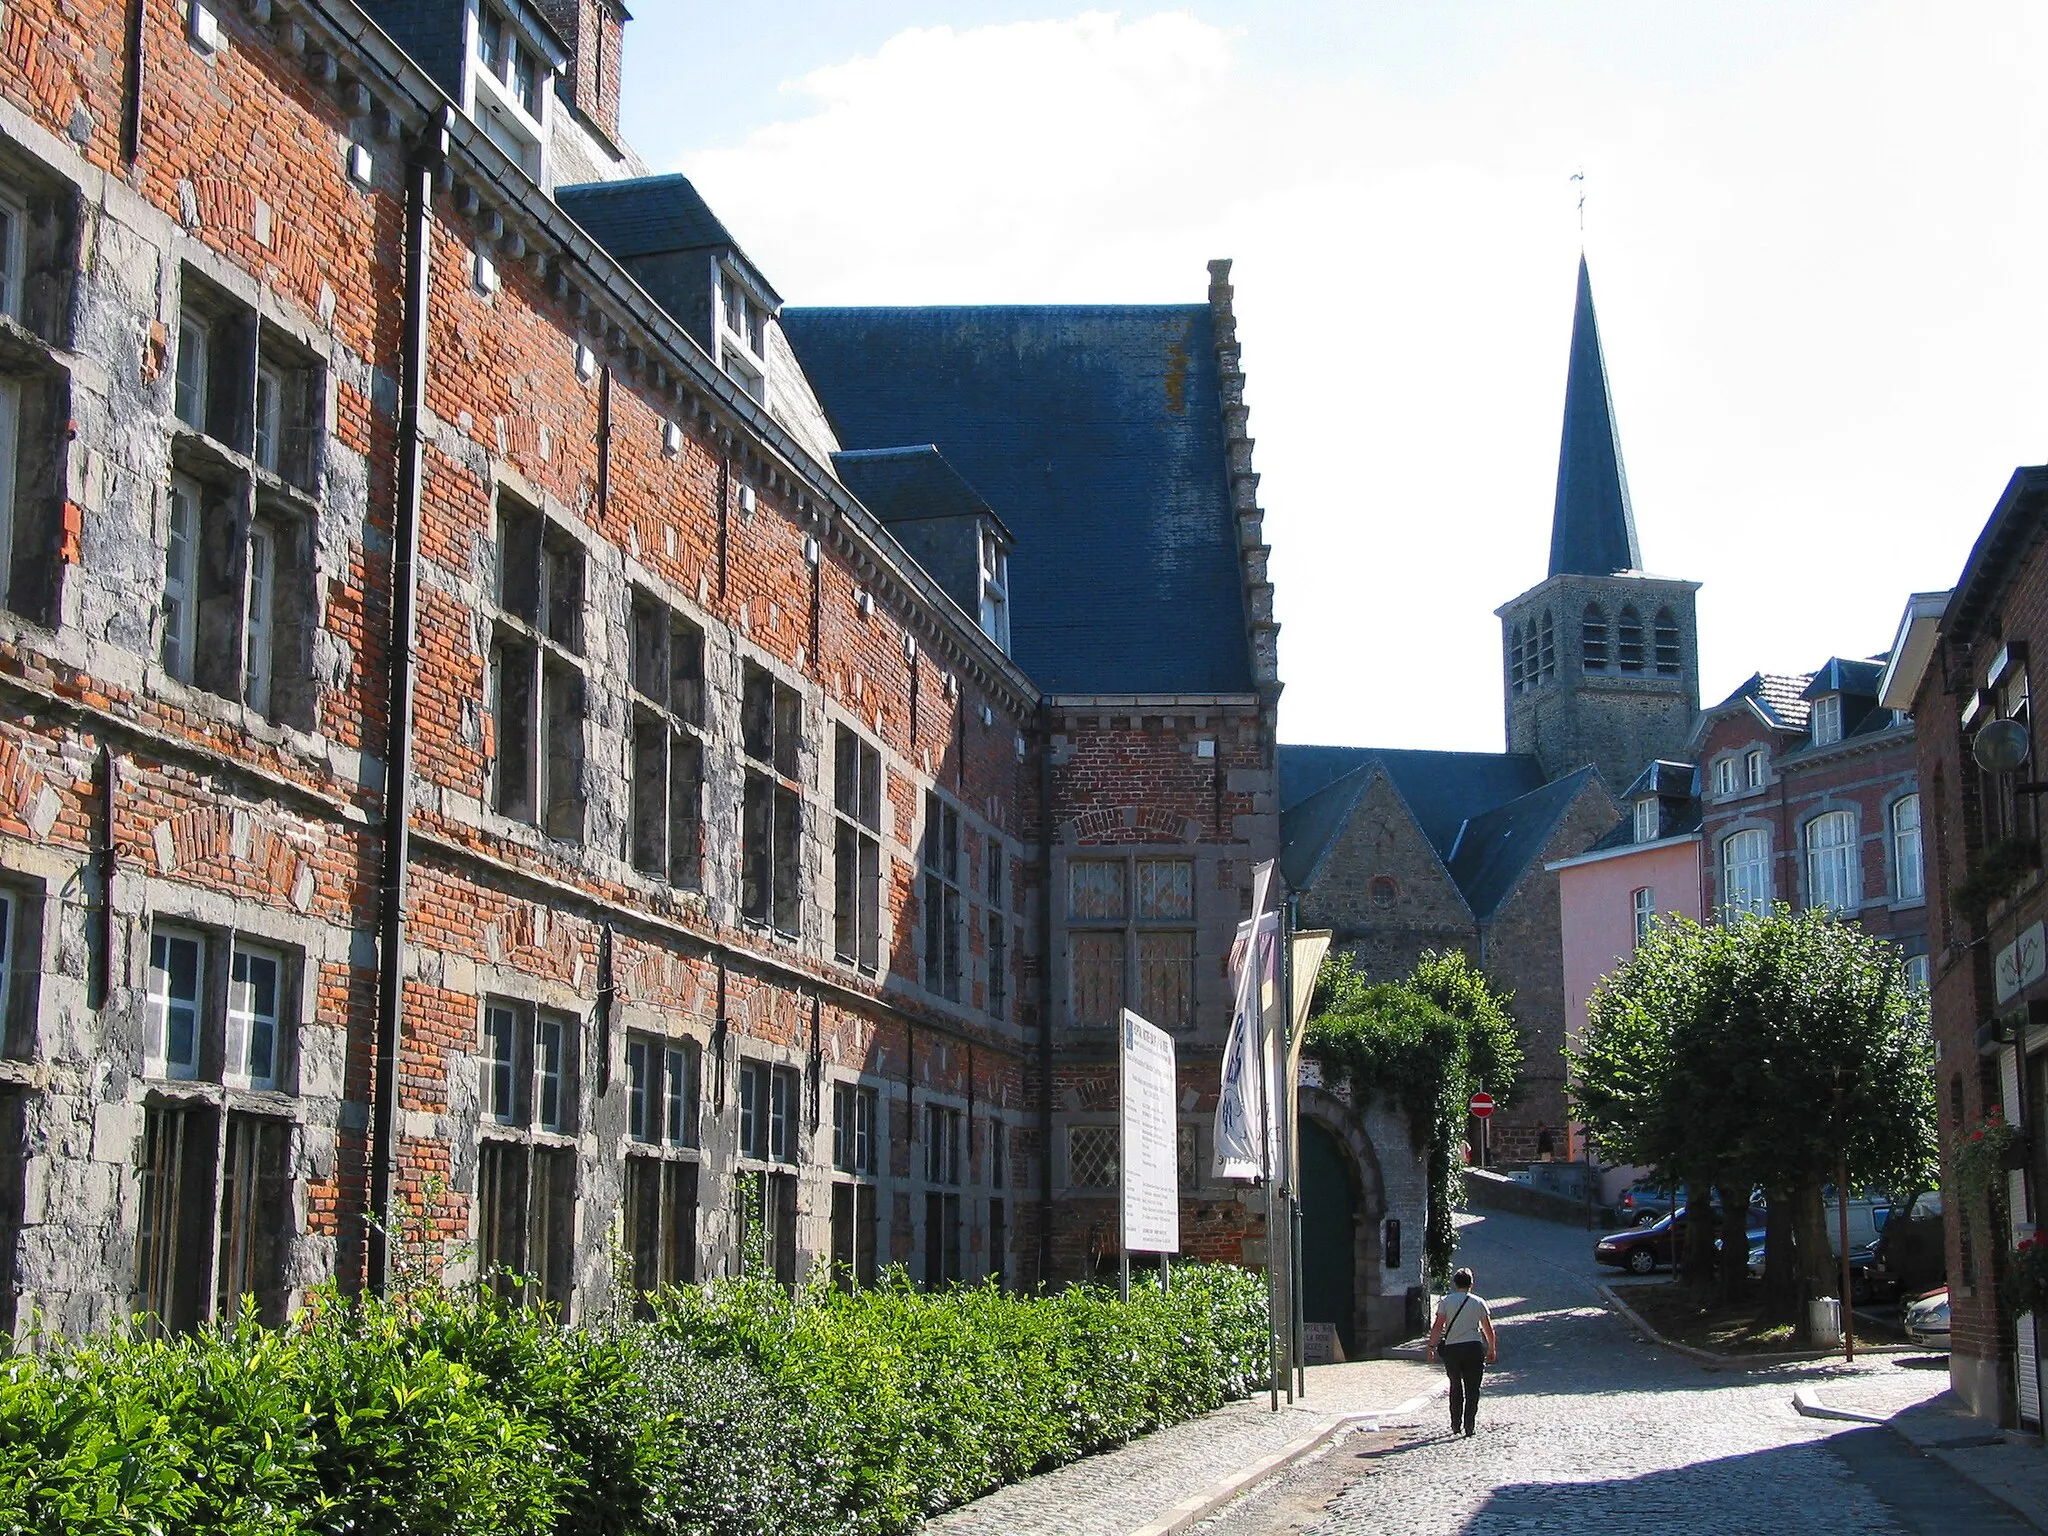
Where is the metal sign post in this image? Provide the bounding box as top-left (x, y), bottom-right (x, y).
top-left (1119, 1008), bottom-right (1180, 1310)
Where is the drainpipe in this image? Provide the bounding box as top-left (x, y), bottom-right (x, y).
top-left (368, 109), bottom-right (451, 1295)
top-left (1037, 699), bottom-right (1055, 1287)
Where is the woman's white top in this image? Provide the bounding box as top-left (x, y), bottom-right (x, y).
top-left (1436, 1290), bottom-right (1490, 1346)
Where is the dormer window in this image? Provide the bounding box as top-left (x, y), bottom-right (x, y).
top-left (1811, 694), bottom-right (1842, 747)
top-left (469, 2), bottom-right (549, 179)
top-left (978, 524), bottom-right (1009, 651)
top-left (1713, 757), bottom-right (1737, 797)
top-left (717, 268), bottom-right (769, 401)
top-left (1634, 797), bottom-right (1659, 844)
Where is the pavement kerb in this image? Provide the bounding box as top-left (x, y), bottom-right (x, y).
top-left (1794, 1385), bottom-right (2048, 1534)
top-left (1120, 1383), bottom-right (1450, 1536)
top-left (1598, 1282), bottom-right (1923, 1371)
top-left (1789, 1385), bottom-right (1887, 1424)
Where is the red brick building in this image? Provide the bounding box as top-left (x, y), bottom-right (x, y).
top-left (1885, 467), bottom-right (2045, 1432)
top-left (0, 0), bottom-right (1279, 1336)
top-left (1690, 663), bottom-right (1927, 976)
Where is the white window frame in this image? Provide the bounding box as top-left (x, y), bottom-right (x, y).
top-left (627, 1033), bottom-right (698, 1148)
top-left (1632, 886), bottom-right (1655, 949)
top-left (979, 527), bottom-right (1009, 651)
top-left (1745, 749), bottom-right (1766, 789)
top-left (482, 1002), bottom-right (519, 1125)
top-left (253, 361), bottom-right (283, 474)
top-left (1713, 757), bottom-right (1736, 797)
top-left (1903, 953), bottom-right (1930, 993)
top-left (163, 476), bottom-right (200, 681)
top-left (175, 314), bottom-right (209, 432)
top-left (244, 521), bottom-right (275, 715)
top-left (1892, 794), bottom-right (1924, 902)
top-left (226, 942), bottom-right (283, 1091)
top-left (1634, 798), bottom-right (1658, 844)
top-left (0, 376), bottom-right (18, 607)
top-left (0, 185), bottom-right (23, 322)
top-left (147, 928), bottom-right (205, 1081)
top-left (1811, 694), bottom-right (1843, 747)
top-left (535, 1014), bottom-right (565, 1133)
top-left (1722, 829), bottom-right (1771, 919)
top-left (1805, 809), bottom-right (1859, 912)
top-left (467, 1), bottom-right (548, 178)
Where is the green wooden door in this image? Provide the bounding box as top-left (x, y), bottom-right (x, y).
top-left (1299, 1119), bottom-right (1358, 1355)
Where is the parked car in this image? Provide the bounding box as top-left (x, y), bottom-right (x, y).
top-left (1868, 1191), bottom-right (1945, 1301)
top-left (1597, 1214), bottom-right (1677, 1274)
top-left (1616, 1184), bottom-right (1685, 1226)
top-left (1902, 1287), bottom-right (1950, 1349)
top-left (1598, 1205), bottom-right (1762, 1276)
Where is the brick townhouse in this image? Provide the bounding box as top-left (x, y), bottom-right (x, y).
top-left (1885, 465), bottom-right (2046, 1433)
top-left (1688, 662), bottom-right (1926, 976)
top-left (0, 0), bottom-right (1280, 1337)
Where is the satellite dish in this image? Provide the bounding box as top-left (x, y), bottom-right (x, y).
top-left (1973, 716), bottom-right (2032, 775)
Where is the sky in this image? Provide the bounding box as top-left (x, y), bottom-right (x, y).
top-left (618, 3), bottom-right (2048, 754)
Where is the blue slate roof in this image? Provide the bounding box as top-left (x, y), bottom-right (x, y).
top-left (782, 305), bottom-right (1251, 696)
top-left (1549, 258), bottom-right (1642, 578)
top-left (1621, 759), bottom-right (1697, 800)
top-left (557, 174), bottom-right (781, 304)
top-left (832, 446), bottom-right (1011, 539)
top-left (1801, 658), bottom-right (1886, 700)
top-left (1279, 746), bottom-right (1548, 853)
top-left (1446, 768), bottom-right (1602, 920)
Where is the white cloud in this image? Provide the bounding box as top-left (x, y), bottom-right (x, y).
top-left (678, 5), bottom-right (2048, 753)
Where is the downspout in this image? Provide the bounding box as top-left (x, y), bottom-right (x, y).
top-left (368, 109), bottom-right (451, 1295)
top-left (1037, 699), bottom-right (1055, 1287)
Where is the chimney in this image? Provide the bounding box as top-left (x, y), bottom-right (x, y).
top-left (534, 0), bottom-right (628, 144)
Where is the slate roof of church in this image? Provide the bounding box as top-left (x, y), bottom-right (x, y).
top-left (1549, 257), bottom-right (1642, 579)
top-left (1275, 744), bottom-right (1556, 909)
top-left (1446, 767), bottom-right (1603, 920)
top-left (782, 305), bottom-right (1250, 696)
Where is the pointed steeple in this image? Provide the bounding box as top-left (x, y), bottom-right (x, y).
top-left (1548, 257), bottom-right (1641, 577)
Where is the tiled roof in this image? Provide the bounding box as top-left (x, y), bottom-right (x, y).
top-left (1549, 258), bottom-right (1642, 578)
top-left (782, 305), bottom-right (1250, 696)
top-left (1445, 768), bottom-right (1602, 920)
top-left (1710, 672), bottom-right (1816, 733)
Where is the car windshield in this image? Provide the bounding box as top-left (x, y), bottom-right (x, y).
top-left (1910, 1192), bottom-right (1943, 1219)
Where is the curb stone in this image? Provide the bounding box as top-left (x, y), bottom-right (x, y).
top-left (1794, 1386), bottom-right (2048, 1535)
top-left (1124, 1384), bottom-right (1449, 1536)
top-left (1598, 1283), bottom-right (1921, 1371)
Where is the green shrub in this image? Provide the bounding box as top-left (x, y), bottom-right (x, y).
top-left (0, 1263), bottom-right (1267, 1536)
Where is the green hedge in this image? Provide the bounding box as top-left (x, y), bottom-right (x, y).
top-left (0, 1264), bottom-right (1267, 1535)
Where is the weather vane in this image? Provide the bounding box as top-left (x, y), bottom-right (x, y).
top-left (1571, 169), bottom-right (1586, 235)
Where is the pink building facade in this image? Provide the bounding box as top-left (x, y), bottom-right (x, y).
top-left (1549, 761), bottom-right (1704, 1197)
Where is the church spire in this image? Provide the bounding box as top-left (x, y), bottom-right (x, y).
top-left (1548, 256), bottom-right (1641, 577)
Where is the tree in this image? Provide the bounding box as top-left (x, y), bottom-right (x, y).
top-left (1572, 908), bottom-right (1936, 1335)
top-left (1306, 952), bottom-right (1521, 1285)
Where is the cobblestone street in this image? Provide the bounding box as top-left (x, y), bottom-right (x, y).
top-left (1192, 1210), bottom-right (2032, 1536)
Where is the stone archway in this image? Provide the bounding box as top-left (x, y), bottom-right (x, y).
top-left (1297, 1087), bottom-right (1388, 1356)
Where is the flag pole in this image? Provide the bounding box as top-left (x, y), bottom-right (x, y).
top-left (1276, 890), bottom-right (1295, 1404)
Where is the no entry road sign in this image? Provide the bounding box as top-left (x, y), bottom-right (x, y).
top-left (1468, 1092), bottom-right (1495, 1119)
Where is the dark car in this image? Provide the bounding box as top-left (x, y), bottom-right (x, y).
top-left (1867, 1191), bottom-right (1945, 1301)
top-left (1615, 1184), bottom-right (1685, 1226)
top-left (1598, 1205), bottom-right (1764, 1276)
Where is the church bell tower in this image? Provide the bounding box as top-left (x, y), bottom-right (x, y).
top-left (1495, 258), bottom-right (1700, 793)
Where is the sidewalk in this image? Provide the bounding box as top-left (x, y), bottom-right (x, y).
top-left (1797, 1367), bottom-right (2048, 1533)
top-left (925, 1357), bottom-right (1443, 1536)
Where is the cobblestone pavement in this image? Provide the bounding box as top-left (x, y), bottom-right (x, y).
top-left (925, 1354), bottom-right (1438, 1536)
top-left (1195, 1210), bottom-right (2030, 1536)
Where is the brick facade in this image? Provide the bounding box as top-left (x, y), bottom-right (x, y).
top-left (0, 0), bottom-right (1279, 1338)
top-left (1893, 467), bottom-right (2048, 1431)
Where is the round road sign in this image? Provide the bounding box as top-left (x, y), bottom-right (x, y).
top-left (1468, 1091), bottom-right (1495, 1119)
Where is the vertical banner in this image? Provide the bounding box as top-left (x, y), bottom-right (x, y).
top-left (1120, 1009), bottom-right (1180, 1254)
top-left (1215, 909), bottom-right (1281, 1180)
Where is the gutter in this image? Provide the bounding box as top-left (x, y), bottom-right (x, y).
top-left (1037, 699), bottom-right (1055, 1287)
top-left (368, 109), bottom-right (451, 1294)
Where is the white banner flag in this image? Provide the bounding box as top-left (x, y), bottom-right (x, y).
top-left (1214, 862), bottom-right (1281, 1182)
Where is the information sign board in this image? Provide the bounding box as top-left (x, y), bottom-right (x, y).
top-left (1121, 1008), bottom-right (1181, 1254)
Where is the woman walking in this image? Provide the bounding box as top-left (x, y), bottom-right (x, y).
top-left (1425, 1267), bottom-right (1499, 1437)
